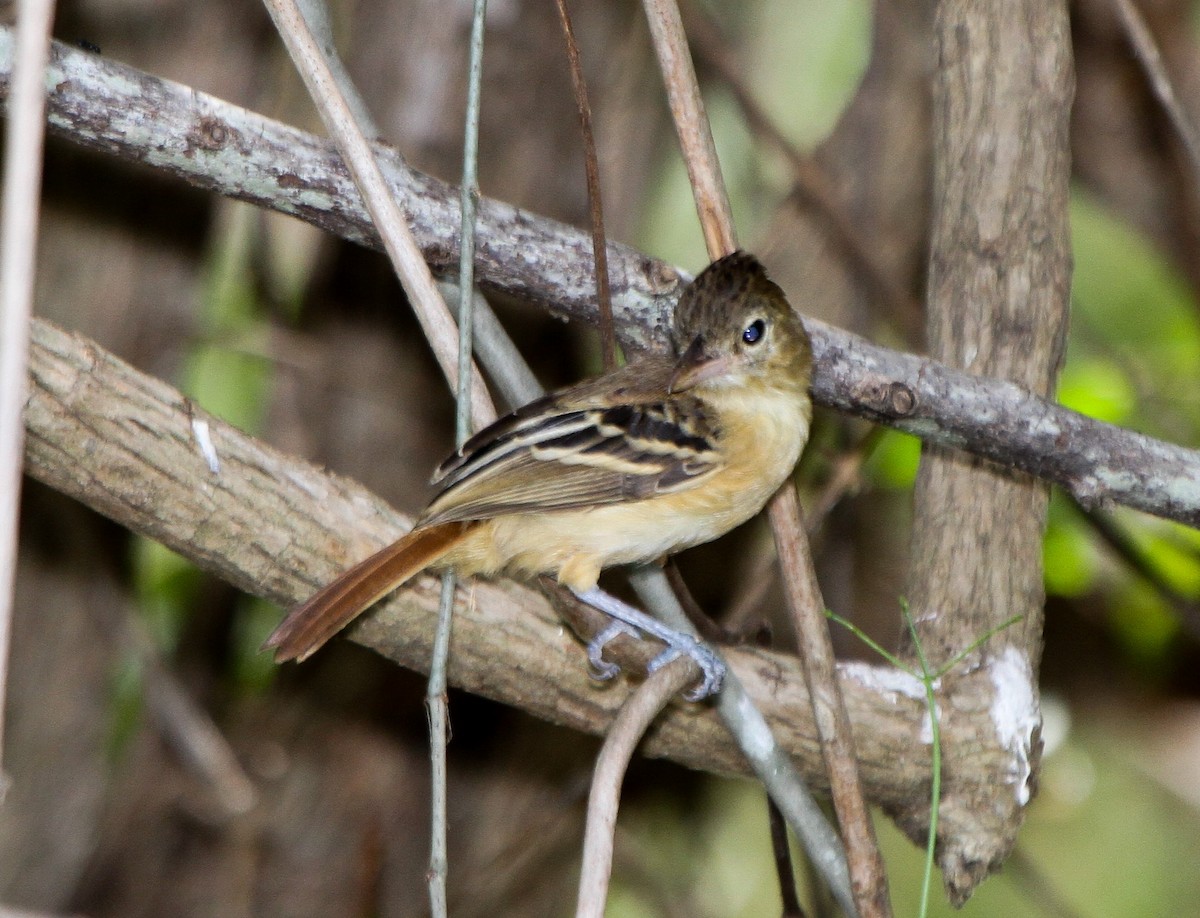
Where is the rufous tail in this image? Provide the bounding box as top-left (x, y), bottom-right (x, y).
top-left (263, 520), bottom-right (474, 662)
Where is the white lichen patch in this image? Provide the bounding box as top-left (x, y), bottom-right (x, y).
top-left (840, 660), bottom-right (929, 702)
top-left (989, 645), bottom-right (1041, 806)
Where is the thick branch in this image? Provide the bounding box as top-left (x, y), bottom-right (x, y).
top-left (902, 1), bottom-right (1074, 902)
top-left (25, 317), bottom-right (1026, 837)
top-left (3, 31), bottom-right (1197, 527)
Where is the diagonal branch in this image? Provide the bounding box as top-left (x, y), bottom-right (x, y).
top-left (3, 32), bottom-right (1195, 528)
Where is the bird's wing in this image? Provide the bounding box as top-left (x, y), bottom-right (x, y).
top-left (418, 377), bottom-right (723, 525)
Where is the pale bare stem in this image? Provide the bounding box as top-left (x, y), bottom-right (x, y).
top-left (436, 281), bottom-right (543, 408)
top-left (574, 658), bottom-right (693, 918)
top-left (680, 0), bottom-right (920, 339)
top-left (627, 567), bottom-right (857, 917)
top-left (0, 0), bottom-right (56, 787)
top-left (1112, 0), bottom-right (1200, 185)
top-left (294, 0), bottom-right (379, 137)
top-left (806, 430), bottom-right (881, 534)
top-left (639, 1), bottom-right (888, 913)
top-left (427, 573), bottom-right (455, 918)
top-left (425, 2), bottom-right (488, 914)
top-left (260, 0), bottom-right (497, 429)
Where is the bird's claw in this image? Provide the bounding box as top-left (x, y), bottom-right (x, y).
top-left (588, 621), bottom-right (639, 680)
top-left (648, 639), bottom-right (725, 701)
top-left (579, 590), bottom-right (726, 700)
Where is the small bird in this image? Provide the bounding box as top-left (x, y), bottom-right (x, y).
top-left (264, 252), bottom-right (813, 695)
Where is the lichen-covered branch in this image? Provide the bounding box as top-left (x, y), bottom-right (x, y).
top-left (2, 31), bottom-right (1197, 527)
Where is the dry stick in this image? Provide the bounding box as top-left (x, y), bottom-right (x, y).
top-left (627, 567), bottom-right (853, 915)
top-left (1112, 0), bottom-right (1200, 185)
top-left (129, 615), bottom-right (258, 817)
top-left (551, 10), bottom-right (678, 906)
top-left (640, 1), bottom-right (889, 914)
top-left (263, 4), bottom-right (499, 911)
top-left (553, 0), bottom-right (617, 372)
top-left (260, 0), bottom-right (496, 431)
top-left (767, 800), bottom-right (808, 918)
top-left (0, 0), bottom-right (56, 787)
top-left (575, 658), bottom-right (694, 918)
top-left (805, 429), bottom-right (883, 534)
top-left (768, 489), bottom-right (889, 916)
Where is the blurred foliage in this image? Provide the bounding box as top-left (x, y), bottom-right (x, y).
top-left (639, 1), bottom-right (871, 269)
top-left (128, 201), bottom-right (278, 702)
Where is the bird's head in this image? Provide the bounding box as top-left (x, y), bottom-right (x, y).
top-left (668, 252), bottom-right (813, 395)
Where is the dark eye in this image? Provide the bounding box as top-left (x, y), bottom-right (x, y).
top-left (742, 318), bottom-right (766, 346)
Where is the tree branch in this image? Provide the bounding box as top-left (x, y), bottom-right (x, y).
top-left (3, 32), bottom-right (1197, 528)
top-left (901, 1), bottom-right (1074, 902)
top-left (25, 317), bottom-right (1027, 839)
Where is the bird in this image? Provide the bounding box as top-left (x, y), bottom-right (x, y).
top-left (264, 251), bottom-right (813, 696)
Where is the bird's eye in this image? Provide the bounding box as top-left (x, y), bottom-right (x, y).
top-left (742, 318), bottom-right (766, 346)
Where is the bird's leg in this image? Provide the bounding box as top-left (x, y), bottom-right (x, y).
top-left (571, 586), bottom-right (725, 700)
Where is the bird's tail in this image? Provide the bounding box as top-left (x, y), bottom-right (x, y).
top-left (264, 520), bottom-right (473, 662)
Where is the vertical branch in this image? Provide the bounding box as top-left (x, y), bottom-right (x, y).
top-left (640, 2), bottom-right (889, 914)
top-left (428, 3), bottom-right (488, 915)
top-left (904, 0), bottom-right (1073, 902)
top-left (0, 0), bottom-right (56, 781)
top-left (553, 0), bottom-right (617, 371)
top-left (640, 0), bottom-right (737, 256)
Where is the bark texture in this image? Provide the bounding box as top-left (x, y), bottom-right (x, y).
top-left (24, 318), bottom-right (1032, 822)
top-left (900, 1), bottom-right (1074, 902)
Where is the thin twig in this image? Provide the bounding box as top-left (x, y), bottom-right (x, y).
top-left (427, 3), bottom-right (488, 913)
top-left (554, 0), bottom-right (617, 371)
top-left (437, 281), bottom-right (543, 407)
top-left (575, 657), bottom-right (694, 918)
top-left (294, 0), bottom-right (379, 137)
top-left (769, 487), bottom-right (889, 916)
top-left (1074, 499), bottom-right (1200, 641)
top-left (1112, 0), bottom-right (1200, 186)
top-left (260, 0), bottom-right (496, 430)
top-left (125, 612), bottom-right (258, 817)
top-left (767, 798), bottom-right (808, 918)
top-left (428, 572), bottom-right (455, 918)
top-left (0, 0), bottom-right (56, 789)
top-left (639, 1), bottom-right (887, 913)
top-left (1006, 848), bottom-right (1089, 918)
top-left (805, 427), bottom-right (883, 535)
top-left (626, 567), bottom-right (856, 916)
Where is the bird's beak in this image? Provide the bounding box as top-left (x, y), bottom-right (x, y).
top-left (669, 334), bottom-right (731, 393)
